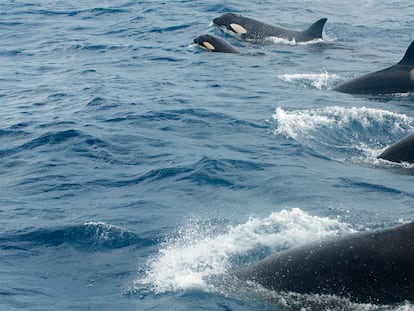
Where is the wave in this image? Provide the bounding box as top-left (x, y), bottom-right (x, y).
top-left (92, 156), bottom-right (268, 190)
top-left (0, 128), bottom-right (117, 164)
top-left (0, 222), bottom-right (150, 251)
top-left (176, 156), bottom-right (269, 189)
top-left (149, 24), bottom-right (193, 34)
top-left (272, 106), bottom-right (414, 164)
top-left (13, 7), bottom-right (130, 18)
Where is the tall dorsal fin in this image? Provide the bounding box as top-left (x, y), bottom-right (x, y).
top-left (302, 18), bottom-right (327, 39)
top-left (398, 40), bottom-right (414, 66)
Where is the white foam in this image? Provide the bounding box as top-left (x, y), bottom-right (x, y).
top-left (374, 156), bottom-right (414, 169)
top-left (264, 36), bottom-right (298, 45)
top-left (277, 70), bottom-right (340, 90)
top-left (274, 106), bottom-right (411, 136)
top-left (273, 106), bottom-right (414, 162)
top-left (265, 36), bottom-right (326, 46)
top-left (136, 208), bottom-right (353, 294)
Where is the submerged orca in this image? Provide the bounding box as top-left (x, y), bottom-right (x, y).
top-left (378, 132), bottom-right (414, 164)
top-left (334, 40), bottom-right (414, 95)
top-left (234, 221), bottom-right (414, 304)
top-left (213, 13), bottom-right (327, 43)
top-left (194, 34), bottom-right (239, 54)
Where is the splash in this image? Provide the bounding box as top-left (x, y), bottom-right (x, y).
top-left (137, 208), bottom-right (353, 294)
top-left (277, 70), bottom-right (340, 90)
top-left (273, 106), bottom-right (413, 138)
top-left (273, 106), bottom-right (414, 162)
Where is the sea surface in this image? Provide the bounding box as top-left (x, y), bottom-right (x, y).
top-left (1, 1), bottom-right (414, 310)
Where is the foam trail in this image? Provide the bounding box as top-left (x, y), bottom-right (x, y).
top-left (137, 208), bottom-right (353, 294)
top-left (266, 37), bottom-right (326, 46)
top-left (277, 70), bottom-right (340, 90)
top-left (273, 107), bottom-right (414, 138)
top-left (273, 106), bottom-right (414, 162)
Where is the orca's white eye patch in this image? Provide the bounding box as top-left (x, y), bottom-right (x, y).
top-left (202, 41), bottom-right (215, 51)
top-left (229, 23), bottom-right (247, 35)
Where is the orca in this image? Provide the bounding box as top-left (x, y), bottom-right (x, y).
top-left (378, 132), bottom-right (414, 164)
top-left (334, 40), bottom-right (414, 95)
top-left (194, 34), bottom-right (239, 53)
top-left (213, 13), bottom-right (327, 43)
top-left (233, 221), bottom-right (414, 304)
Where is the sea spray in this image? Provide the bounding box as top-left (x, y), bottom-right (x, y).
top-left (138, 208), bottom-right (353, 294)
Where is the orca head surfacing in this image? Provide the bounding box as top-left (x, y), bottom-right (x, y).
top-left (213, 13), bottom-right (248, 37)
top-left (193, 34), bottom-right (239, 54)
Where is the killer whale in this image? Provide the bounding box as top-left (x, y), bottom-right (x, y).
top-left (378, 132), bottom-right (414, 164)
top-left (334, 40), bottom-right (414, 95)
top-left (213, 13), bottom-right (327, 43)
top-left (234, 221), bottom-right (414, 304)
top-left (194, 34), bottom-right (239, 54)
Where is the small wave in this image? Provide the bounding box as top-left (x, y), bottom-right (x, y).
top-left (277, 70), bottom-right (340, 90)
top-left (107, 108), bottom-right (264, 137)
top-left (79, 44), bottom-right (108, 51)
top-left (0, 128), bottom-right (118, 165)
top-left (272, 106), bottom-right (414, 161)
top-left (0, 49), bottom-right (23, 57)
top-left (14, 7), bottom-right (127, 18)
top-left (149, 24), bottom-right (193, 34)
top-left (89, 7), bottom-right (129, 15)
top-left (338, 178), bottom-right (405, 195)
top-left (0, 222), bottom-right (148, 251)
top-left (136, 208), bottom-right (352, 294)
top-left (0, 129), bottom-right (81, 158)
top-left (97, 156), bottom-right (267, 189)
top-left (176, 156), bottom-right (269, 189)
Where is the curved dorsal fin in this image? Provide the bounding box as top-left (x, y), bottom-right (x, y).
top-left (302, 18), bottom-right (327, 39)
top-left (398, 40), bottom-right (414, 66)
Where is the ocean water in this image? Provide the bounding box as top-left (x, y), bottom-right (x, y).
top-left (1, 0), bottom-right (414, 310)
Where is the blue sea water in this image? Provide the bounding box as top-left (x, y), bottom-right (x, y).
top-left (1, 0), bottom-right (414, 310)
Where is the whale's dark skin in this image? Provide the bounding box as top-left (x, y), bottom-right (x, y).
top-left (334, 41), bottom-right (414, 95)
top-left (213, 13), bottom-right (327, 43)
top-left (194, 34), bottom-right (239, 54)
top-left (378, 132), bottom-right (414, 164)
top-left (234, 222), bottom-right (414, 304)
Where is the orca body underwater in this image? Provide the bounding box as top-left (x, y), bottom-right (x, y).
top-left (334, 40), bottom-right (414, 95)
top-left (378, 132), bottom-right (414, 164)
top-left (234, 221), bottom-right (414, 304)
top-left (213, 13), bottom-right (327, 43)
top-left (194, 34), bottom-right (239, 53)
